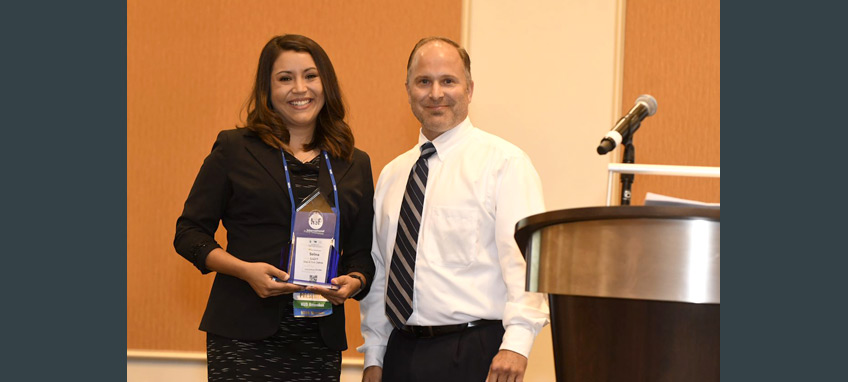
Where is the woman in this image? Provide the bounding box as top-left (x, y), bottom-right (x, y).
top-left (174, 34), bottom-right (375, 381)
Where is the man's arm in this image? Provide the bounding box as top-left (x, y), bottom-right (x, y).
top-left (357, 170), bottom-right (395, 371)
top-left (488, 153), bottom-right (550, 381)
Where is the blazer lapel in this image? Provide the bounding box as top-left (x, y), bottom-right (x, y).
top-left (243, 135), bottom-right (288, 195)
top-left (242, 130), bottom-right (353, 209)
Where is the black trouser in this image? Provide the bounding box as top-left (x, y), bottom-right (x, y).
top-left (382, 321), bottom-right (505, 382)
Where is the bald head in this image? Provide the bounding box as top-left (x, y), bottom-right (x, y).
top-left (406, 37), bottom-right (472, 84)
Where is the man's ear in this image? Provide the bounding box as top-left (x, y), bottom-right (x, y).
top-left (467, 80), bottom-right (474, 101)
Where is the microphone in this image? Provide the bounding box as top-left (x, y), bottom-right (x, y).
top-left (597, 94), bottom-right (657, 155)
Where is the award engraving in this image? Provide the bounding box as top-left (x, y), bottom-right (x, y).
top-left (287, 189), bottom-right (340, 289)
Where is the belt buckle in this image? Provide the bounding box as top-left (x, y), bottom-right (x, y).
top-left (408, 325), bottom-right (436, 338)
top-left (412, 326), bottom-right (434, 338)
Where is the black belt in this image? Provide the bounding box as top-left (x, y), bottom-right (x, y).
top-left (398, 319), bottom-right (500, 338)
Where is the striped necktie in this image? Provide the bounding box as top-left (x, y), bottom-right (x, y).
top-left (386, 142), bottom-right (437, 329)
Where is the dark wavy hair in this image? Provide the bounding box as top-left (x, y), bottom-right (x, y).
top-left (239, 34), bottom-right (353, 160)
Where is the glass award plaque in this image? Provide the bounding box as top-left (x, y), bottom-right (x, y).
top-left (286, 189), bottom-right (340, 290)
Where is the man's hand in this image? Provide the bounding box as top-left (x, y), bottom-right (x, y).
top-left (486, 350), bottom-right (528, 382)
top-left (362, 365), bottom-right (382, 382)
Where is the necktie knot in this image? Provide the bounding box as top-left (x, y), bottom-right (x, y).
top-left (419, 142), bottom-right (436, 160)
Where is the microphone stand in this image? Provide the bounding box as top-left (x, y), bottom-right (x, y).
top-left (619, 122), bottom-right (638, 205)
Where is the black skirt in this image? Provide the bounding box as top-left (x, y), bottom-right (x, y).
top-left (206, 295), bottom-right (341, 381)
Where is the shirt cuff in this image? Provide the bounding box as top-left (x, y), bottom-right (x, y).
top-left (362, 345), bottom-right (387, 369)
top-left (499, 324), bottom-right (536, 358)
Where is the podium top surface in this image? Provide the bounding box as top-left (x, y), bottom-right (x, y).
top-left (514, 206), bottom-right (720, 304)
top-left (515, 206), bottom-right (719, 256)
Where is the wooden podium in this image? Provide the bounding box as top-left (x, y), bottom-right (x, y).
top-left (515, 206), bottom-right (720, 381)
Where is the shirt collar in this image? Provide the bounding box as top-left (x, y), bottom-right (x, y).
top-left (416, 116), bottom-right (473, 160)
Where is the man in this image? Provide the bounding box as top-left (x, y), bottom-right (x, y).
top-left (358, 37), bottom-right (549, 382)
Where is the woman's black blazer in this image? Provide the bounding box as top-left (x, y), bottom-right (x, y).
top-left (174, 128), bottom-right (375, 351)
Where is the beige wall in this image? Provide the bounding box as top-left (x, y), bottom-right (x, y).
top-left (468, 0), bottom-right (625, 211)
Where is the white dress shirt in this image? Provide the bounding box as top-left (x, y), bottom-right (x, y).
top-left (358, 117), bottom-right (550, 368)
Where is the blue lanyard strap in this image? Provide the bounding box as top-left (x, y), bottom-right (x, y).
top-left (280, 151), bottom-right (298, 236)
top-left (280, 150), bottom-right (342, 247)
top-left (323, 151), bottom-right (342, 248)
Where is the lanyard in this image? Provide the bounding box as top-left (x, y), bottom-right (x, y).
top-left (280, 150), bottom-right (341, 247)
